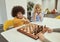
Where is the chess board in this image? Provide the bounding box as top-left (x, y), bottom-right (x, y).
top-left (17, 23), bottom-right (43, 40)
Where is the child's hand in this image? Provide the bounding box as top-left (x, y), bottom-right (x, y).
top-left (37, 32), bottom-right (45, 41)
top-left (24, 20), bottom-right (30, 24)
top-left (47, 28), bottom-right (53, 33)
top-left (42, 26), bottom-right (53, 33)
top-left (22, 17), bottom-right (30, 24)
top-left (41, 25), bottom-right (48, 34)
top-left (38, 32), bottom-right (51, 42)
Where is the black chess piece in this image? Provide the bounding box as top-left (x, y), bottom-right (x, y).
top-left (33, 25), bottom-right (43, 35)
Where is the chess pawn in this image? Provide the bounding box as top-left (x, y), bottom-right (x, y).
top-left (32, 24), bottom-right (36, 34)
top-left (35, 25), bottom-right (38, 31)
top-left (20, 28), bottom-right (23, 30)
top-left (40, 25), bottom-right (43, 31)
top-left (28, 25), bottom-right (31, 33)
top-left (24, 28), bottom-right (26, 32)
top-left (44, 25), bottom-right (46, 28)
top-left (30, 26), bottom-right (33, 34)
top-left (33, 25), bottom-right (38, 35)
top-left (33, 24), bottom-right (36, 30)
top-left (21, 26), bottom-right (25, 30)
top-left (32, 24), bottom-right (35, 30)
top-left (26, 26), bottom-right (28, 32)
top-left (22, 27), bottom-right (25, 30)
top-left (24, 26), bottom-right (27, 32)
top-left (27, 26), bottom-right (30, 33)
top-left (42, 25), bottom-right (48, 33)
top-left (29, 24), bottom-right (33, 34)
top-left (36, 25), bottom-right (43, 34)
top-left (33, 27), bottom-right (37, 35)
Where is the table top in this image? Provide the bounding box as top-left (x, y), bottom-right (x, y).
top-left (1, 17), bottom-right (60, 42)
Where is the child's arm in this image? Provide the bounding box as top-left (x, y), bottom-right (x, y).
top-left (3, 20), bottom-right (10, 31)
top-left (48, 28), bottom-right (60, 33)
top-left (39, 14), bottom-right (43, 21)
top-left (37, 32), bottom-right (51, 42)
top-left (23, 16), bottom-right (30, 24)
top-left (3, 20), bottom-right (13, 31)
top-left (33, 13), bottom-right (37, 21)
top-left (3, 22), bottom-right (9, 31)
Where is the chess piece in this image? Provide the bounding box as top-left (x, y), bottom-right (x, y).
top-left (20, 28), bottom-right (23, 30)
top-left (32, 24), bottom-right (35, 30)
top-left (42, 25), bottom-right (48, 33)
top-left (27, 25), bottom-right (30, 33)
top-left (33, 25), bottom-right (38, 35)
top-left (39, 25), bottom-right (43, 31)
top-left (29, 24), bottom-right (33, 34)
top-left (24, 26), bottom-right (27, 32)
top-left (31, 27), bottom-right (33, 34)
top-left (21, 26), bottom-right (25, 30)
top-left (33, 25), bottom-right (43, 35)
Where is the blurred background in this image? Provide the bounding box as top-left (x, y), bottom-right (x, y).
top-left (27, 0), bottom-right (60, 21)
top-left (0, 0), bottom-right (60, 24)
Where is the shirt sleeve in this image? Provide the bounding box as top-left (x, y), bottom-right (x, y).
top-left (3, 20), bottom-right (13, 31)
top-left (53, 28), bottom-right (60, 32)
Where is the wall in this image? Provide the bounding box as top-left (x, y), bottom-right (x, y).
top-left (27, 0), bottom-right (42, 4)
top-left (0, 0), bottom-right (7, 24)
top-left (42, 0), bottom-right (55, 11)
top-left (28, 0), bottom-right (55, 11)
top-left (0, 12), bottom-right (2, 24)
top-left (5, 0), bottom-right (27, 20)
top-left (57, 0), bottom-right (60, 13)
top-left (0, 0), bottom-right (27, 24)
top-left (0, 0), bottom-right (60, 24)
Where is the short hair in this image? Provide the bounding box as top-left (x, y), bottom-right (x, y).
top-left (11, 6), bottom-right (25, 17)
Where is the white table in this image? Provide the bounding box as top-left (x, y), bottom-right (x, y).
top-left (1, 17), bottom-right (60, 42)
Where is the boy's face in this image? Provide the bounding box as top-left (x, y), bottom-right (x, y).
top-left (17, 12), bottom-right (23, 19)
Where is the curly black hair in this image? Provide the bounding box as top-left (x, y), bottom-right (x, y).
top-left (11, 6), bottom-right (25, 17)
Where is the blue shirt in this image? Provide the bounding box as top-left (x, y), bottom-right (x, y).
top-left (36, 14), bottom-right (41, 21)
top-left (31, 12), bottom-right (44, 22)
